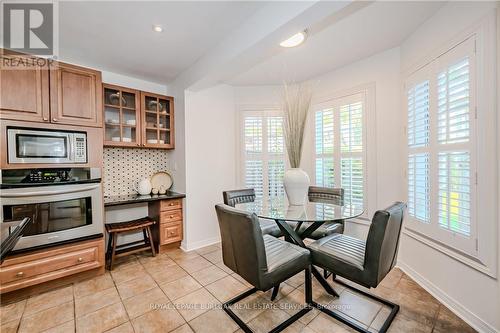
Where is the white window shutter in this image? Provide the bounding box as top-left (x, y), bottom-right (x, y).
top-left (407, 81), bottom-right (430, 148)
top-left (408, 153), bottom-right (430, 223)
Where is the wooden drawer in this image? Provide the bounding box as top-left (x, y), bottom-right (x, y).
top-left (160, 222), bottom-right (182, 245)
top-left (160, 209), bottom-right (182, 223)
top-left (0, 238), bottom-right (104, 294)
top-left (160, 199), bottom-right (182, 212)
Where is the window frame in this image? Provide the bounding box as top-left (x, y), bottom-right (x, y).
top-left (402, 14), bottom-right (498, 278)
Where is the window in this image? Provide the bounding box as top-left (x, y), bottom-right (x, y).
top-left (405, 37), bottom-right (476, 255)
top-left (240, 110), bottom-right (285, 201)
top-left (314, 93), bottom-right (366, 212)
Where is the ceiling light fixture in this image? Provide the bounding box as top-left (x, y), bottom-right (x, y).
top-left (152, 24), bottom-right (163, 33)
top-left (280, 30), bottom-right (307, 48)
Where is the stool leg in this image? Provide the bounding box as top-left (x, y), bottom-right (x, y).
top-left (106, 233), bottom-right (113, 267)
top-left (109, 233), bottom-right (118, 270)
top-left (146, 226), bottom-right (156, 257)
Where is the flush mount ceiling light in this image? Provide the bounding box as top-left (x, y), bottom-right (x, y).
top-left (280, 30), bottom-right (307, 48)
top-left (152, 24), bottom-right (163, 33)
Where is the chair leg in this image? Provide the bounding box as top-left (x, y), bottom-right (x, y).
top-left (109, 233), bottom-right (118, 271)
top-left (270, 284), bottom-right (280, 301)
top-left (311, 278), bottom-right (399, 333)
top-left (146, 226), bottom-right (156, 257)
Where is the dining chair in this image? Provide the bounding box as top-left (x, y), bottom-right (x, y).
top-left (215, 204), bottom-right (313, 333)
top-left (307, 202), bottom-right (406, 333)
top-left (223, 189), bottom-right (282, 237)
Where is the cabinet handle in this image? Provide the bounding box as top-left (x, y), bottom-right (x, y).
top-left (169, 203), bottom-right (174, 206)
top-left (16, 272), bottom-right (24, 278)
top-left (52, 118), bottom-right (58, 122)
top-left (43, 117), bottom-right (48, 121)
top-left (169, 215), bottom-right (174, 218)
top-left (77, 257), bottom-right (83, 263)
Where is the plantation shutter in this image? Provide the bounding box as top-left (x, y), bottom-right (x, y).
top-left (314, 93), bottom-right (366, 213)
top-left (241, 111), bottom-right (285, 201)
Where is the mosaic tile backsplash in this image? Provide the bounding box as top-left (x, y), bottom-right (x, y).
top-left (103, 148), bottom-right (170, 197)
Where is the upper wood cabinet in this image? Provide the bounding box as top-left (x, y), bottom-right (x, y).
top-left (141, 92), bottom-right (174, 149)
top-left (49, 62), bottom-right (102, 127)
top-left (103, 84), bottom-right (141, 147)
top-left (0, 53), bottom-right (50, 122)
top-left (0, 51), bottom-right (102, 128)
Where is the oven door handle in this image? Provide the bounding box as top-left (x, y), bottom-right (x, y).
top-left (1, 184), bottom-right (100, 197)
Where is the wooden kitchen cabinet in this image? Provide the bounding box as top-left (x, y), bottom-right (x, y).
top-left (141, 92), bottom-right (174, 149)
top-left (0, 50), bottom-right (102, 128)
top-left (0, 238), bottom-right (105, 294)
top-left (148, 198), bottom-right (183, 253)
top-left (103, 84), bottom-right (141, 147)
top-left (50, 62), bottom-right (102, 127)
top-left (0, 52), bottom-right (50, 122)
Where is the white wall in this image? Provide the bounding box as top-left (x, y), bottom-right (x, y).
top-left (182, 84), bottom-right (237, 250)
top-left (398, 3), bottom-right (499, 333)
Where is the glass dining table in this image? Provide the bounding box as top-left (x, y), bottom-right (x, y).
top-left (236, 197), bottom-right (364, 296)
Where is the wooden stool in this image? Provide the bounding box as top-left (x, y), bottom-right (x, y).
top-left (105, 217), bottom-right (156, 270)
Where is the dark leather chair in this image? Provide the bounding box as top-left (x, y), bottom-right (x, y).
top-left (223, 189), bottom-right (282, 237)
top-left (293, 186), bottom-right (345, 239)
top-left (215, 204), bottom-right (313, 332)
top-left (308, 202), bottom-right (406, 333)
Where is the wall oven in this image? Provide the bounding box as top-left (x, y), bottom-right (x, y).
top-left (7, 127), bottom-right (87, 164)
top-left (1, 168), bottom-right (103, 252)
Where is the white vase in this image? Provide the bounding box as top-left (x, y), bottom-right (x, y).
top-left (283, 168), bottom-right (310, 205)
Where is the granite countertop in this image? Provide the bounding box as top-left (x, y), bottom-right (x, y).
top-left (104, 191), bottom-right (185, 207)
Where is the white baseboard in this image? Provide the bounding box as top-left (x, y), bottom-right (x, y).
top-left (180, 236), bottom-right (221, 252)
top-left (397, 261), bottom-right (498, 333)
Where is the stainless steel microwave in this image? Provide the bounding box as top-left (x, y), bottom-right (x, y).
top-left (7, 128), bottom-right (87, 164)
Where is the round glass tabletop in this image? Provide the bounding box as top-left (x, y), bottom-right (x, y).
top-left (235, 198), bottom-right (364, 222)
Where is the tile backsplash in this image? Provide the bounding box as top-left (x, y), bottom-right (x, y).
top-left (103, 148), bottom-right (170, 197)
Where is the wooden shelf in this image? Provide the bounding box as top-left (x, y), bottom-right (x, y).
top-left (145, 127), bottom-right (170, 131)
top-left (104, 104), bottom-right (120, 109)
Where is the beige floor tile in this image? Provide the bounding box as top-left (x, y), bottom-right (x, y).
top-left (230, 273), bottom-right (253, 288)
top-left (276, 289), bottom-right (318, 325)
top-left (19, 301), bottom-right (74, 333)
top-left (330, 290), bottom-right (381, 326)
top-left (75, 302), bottom-right (128, 333)
top-left (378, 268), bottom-right (403, 289)
top-left (116, 274), bottom-right (157, 299)
top-left (195, 244), bottom-right (220, 255)
top-left (369, 307), bottom-right (392, 332)
top-left (285, 273), bottom-right (305, 288)
top-left (205, 275), bottom-right (248, 302)
top-left (1, 319), bottom-right (20, 333)
top-left (110, 255), bottom-right (139, 270)
top-left (123, 287), bottom-right (169, 319)
top-left (247, 307), bottom-right (291, 333)
top-left (74, 273), bottom-right (115, 299)
top-left (190, 265), bottom-right (228, 286)
top-left (148, 264), bottom-right (189, 284)
top-left (131, 305), bottom-right (185, 333)
top-left (42, 320), bottom-right (75, 333)
top-left (386, 315), bottom-right (432, 333)
top-left (24, 286), bottom-right (73, 316)
top-left (202, 250), bottom-right (223, 264)
top-left (177, 257), bottom-right (213, 274)
top-left (398, 293), bottom-right (439, 327)
top-left (230, 293), bottom-right (269, 323)
top-left (160, 276), bottom-right (202, 300)
top-left (189, 308), bottom-right (238, 333)
top-left (104, 321), bottom-right (134, 333)
top-left (173, 288), bottom-right (220, 321)
top-left (306, 313), bottom-right (356, 333)
top-left (259, 282), bottom-right (296, 302)
top-left (433, 306), bottom-right (477, 333)
top-left (216, 262), bottom-right (235, 274)
top-left (168, 250), bottom-right (201, 261)
top-left (110, 262), bottom-right (148, 284)
top-left (171, 323), bottom-right (195, 333)
top-left (75, 287), bottom-right (121, 318)
top-left (0, 299), bottom-right (26, 323)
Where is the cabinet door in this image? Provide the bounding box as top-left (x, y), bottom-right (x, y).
top-left (50, 62), bottom-right (102, 127)
top-left (103, 84), bottom-right (141, 147)
top-left (0, 53), bottom-right (50, 123)
top-left (141, 92), bottom-right (174, 149)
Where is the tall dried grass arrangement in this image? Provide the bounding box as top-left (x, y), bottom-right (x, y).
top-left (282, 83), bottom-right (312, 168)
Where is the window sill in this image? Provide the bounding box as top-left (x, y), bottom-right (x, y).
top-left (403, 227), bottom-right (497, 278)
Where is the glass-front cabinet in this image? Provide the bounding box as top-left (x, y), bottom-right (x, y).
top-left (103, 84), bottom-right (141, 147)
top-left (141, 92), bottom-right (174, 149)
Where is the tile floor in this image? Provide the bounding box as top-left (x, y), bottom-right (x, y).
top-left (0, 244), bottom-right (477, 333)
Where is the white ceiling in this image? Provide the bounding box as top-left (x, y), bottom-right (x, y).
top-left (228, 1), bottom-right (445, 85)
top-left (59, 1), bottom-right (265, 85)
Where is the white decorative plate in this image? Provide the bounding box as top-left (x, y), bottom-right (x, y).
top-left (151, 171), bottom-right (173, 190)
